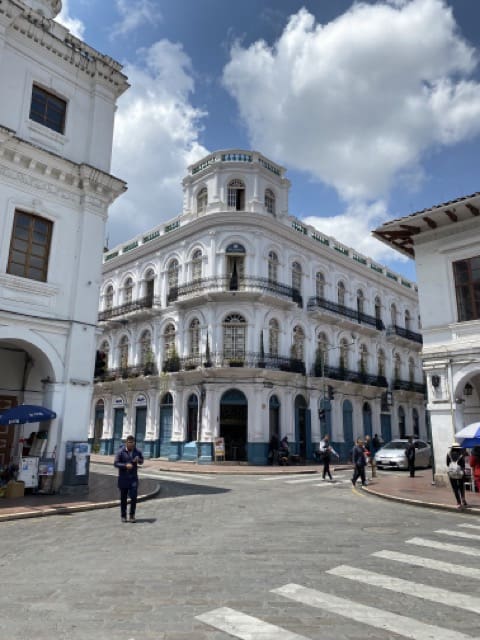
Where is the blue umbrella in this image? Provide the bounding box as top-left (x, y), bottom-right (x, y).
top-left (455, 422), bottom-right (480, 448)
top-left (0, 404), bottom-right (56, 426)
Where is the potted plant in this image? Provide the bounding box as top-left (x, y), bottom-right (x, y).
top-left (143, 349), bottom-right (155, 375)
top-left (163, 345), bottom-right (181, 373)
top-left (229, 357), bottom-right (244, 367)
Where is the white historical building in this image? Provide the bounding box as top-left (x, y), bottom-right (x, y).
top-left (0, 0), bottom-right (128, 484)
top-left (373, 192), bottom-right (480, 482)
top-left (91, 149), bottom-right (426, 464)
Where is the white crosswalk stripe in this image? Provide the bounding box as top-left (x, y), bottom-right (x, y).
top-left (273, 583), bottom-right (479, 640)
top-left (326, 564), bottom-right (480, 614)
top-left (197, 522), bottom-right (480, 639)
top-left (372, 549), bottom-right (480, 579)
top-left (195, 606), bottom-right (310, 639)
top-left (406, 536), bottom-right (480, 557)
top-left (435, 528), bottom-right (480, 541)
top-left (261, 474), bottom-right (319, 481)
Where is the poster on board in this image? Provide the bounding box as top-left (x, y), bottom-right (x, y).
top-left (214, 437), bottom-right (225, 462)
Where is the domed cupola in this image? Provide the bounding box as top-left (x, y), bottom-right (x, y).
top-left (23, 0), bottom-right (62, 19)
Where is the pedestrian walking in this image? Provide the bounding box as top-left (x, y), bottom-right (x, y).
top-left (268, 432), bottom-right (279, 465)
top-left (446, 442), bottom-right (467, 509)
top-left (406, 436), bottom-right (416, 477)
top-left (279, 436), bottom-right (290, 465)
top-left (469, 446), bottom-right (480, 493)
top-left (351, 439), bottom-right (367, 487)
top-left (320, 435), bottom-right (339, 480)
top-left (114, 435), bottom-right (144, 523)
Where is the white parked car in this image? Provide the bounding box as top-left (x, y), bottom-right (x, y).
top-left (374, 439), bottom-right (432, 470)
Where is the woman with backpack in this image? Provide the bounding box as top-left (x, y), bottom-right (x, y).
top-left (446, 442), bottom-right (467, 509)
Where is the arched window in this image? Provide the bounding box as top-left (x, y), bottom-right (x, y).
top-left (377, 349), bottom-right (385, 377)
top-left (100, 340), bottom-right (110, 369)
top-left (227, 179), bottom-right (245, 211)
top-left (412, 408), bottom-right (419, 437)
top-left (317, 332), bottom-right (328, 366)
top-left (144, 269), bottom-right (155, 306)
top-left (139, 330), bottom-right (152, 365)
top-left (408, 357), bottom-right (415, 383)
top-left (191, 249), bottom-right (202, 281)
top-left (359, 343), bottom-right (368, 373)
top-left (391, 303), bottom-right (397, 326)
top-left (268, 318), bottom-right (279, 355)
top-left (316, 272), bottom-right (325, 299)
top-left (167, 259), bottom-right (179, 301)
top-left (163, 323), bottom-right (176, 358)
top-left (118, 335), bottom-right (129, 369)
top-left (394, 353), bottom-right (401, 380)
top-left (223, 313), bottom-right (246, 358)
top-left (338, 281), bottom-right (346, 305)
top-left (405, 309), bottom-right (411, 330)
top-left (268, 251), bottom-right (278, 283)
top-left (357, 289), bottom-right (364, 315)
top-left (124, 277), bottom-right (133, 304)
top-left (105, 285), bottom-right (114, 310)
top-left (339, 337), bottom-right (350, 370)
top-left (189, 318), bottom-right (200, 356)
top-left (264, 189), bottom-right (275, 214)
top-left (197, 187), bottom-right (208, 214)
top-left (292, 325), bottom-right (305, 360)
top-left (375, 296), bottom-right (382, 323)
top-left (292, 261), bottom-right (302, 294)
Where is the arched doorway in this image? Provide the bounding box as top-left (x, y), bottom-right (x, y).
top-left (398, 406), bottom-right (406, 438)
top-left (269, 395), bottom-right (280, 440)
top-left (343, 399), bottom-right (354, 459)
top-left (362, 402), bottom-right (372, 439)
top-left (294, 394), bottom-right (311, 459)
top-left (187, 394), bottom-right (198, 442)
top-left (220, 389), bottom-right (247, 461)
top-left (93, 400), bottom-right (104, 453)
top-left (158, 392), bottom-right (173, 458)
top-left (134, 401), bottom-right (147, 451)
top-left (412, 408), bottom-right (419, 437)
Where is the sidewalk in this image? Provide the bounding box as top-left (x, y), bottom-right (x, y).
top-left (1, 456), bottom-right (479, 522)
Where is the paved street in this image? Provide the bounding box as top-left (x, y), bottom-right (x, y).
top-left (1, 466), bottom-right (479, 639)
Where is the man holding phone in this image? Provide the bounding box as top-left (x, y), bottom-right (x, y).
top-left (114, 435), bottom-right (144, 523)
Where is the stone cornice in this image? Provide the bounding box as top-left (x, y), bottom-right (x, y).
top-left (2, 0), bottom-right (129, 97)
top-left (0, 125), bottom-right (127, 210)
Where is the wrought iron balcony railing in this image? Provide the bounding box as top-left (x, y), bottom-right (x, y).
top-left (168, 276), bottom-right (302, 307)
top-left (98, 295), bottom-right (154, 322)
top-left (387, 325), bottom-right (423, 344)
top-left (307, 297), bottom-right (384, 330)
top-left (94, 363), bottom-right (158, 381)
top-left (393, 379), bottom-right (426, 393)
top-left (311, 364), bottom-right (388, 387)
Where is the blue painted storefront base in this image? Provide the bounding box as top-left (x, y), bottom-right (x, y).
top-left (248, 442), bottom-right (269, 465)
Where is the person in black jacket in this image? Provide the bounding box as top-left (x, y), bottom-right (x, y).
top-left (446, 443), bottom-right (467, 509)
top-left (114, 435), bottom-right (144, 522)
top-left (351, 439), bottom-right (367, 487)
top-left (406, 437), bottom-right (416, 477)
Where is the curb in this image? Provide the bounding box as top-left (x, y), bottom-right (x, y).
top-left (0, 483), bottom-right (162, 523)
top-left (362, 486), bottom-right (480, 515)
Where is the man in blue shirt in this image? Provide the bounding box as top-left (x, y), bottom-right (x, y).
top-left (114, 435), bottom-right (144, 523)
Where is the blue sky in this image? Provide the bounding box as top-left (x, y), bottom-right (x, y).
top-left (58, 1), bottom-right (480, 282)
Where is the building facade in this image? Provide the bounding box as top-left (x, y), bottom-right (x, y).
top-left (373, 192), bottom-right (480, 482)
top-left (91, 149), bottom-right (426, 464)
top-left (0, 0), bottom-right (128, 484)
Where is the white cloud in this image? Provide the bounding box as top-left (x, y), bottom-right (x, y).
top-left (111, 0), bottom-right (162, 38)
top-left (108, 40), bottom-right (208, 247)
top-left (56, 0), bottom-right (85, 39)
top-left (223, 0), bottom-right (480, 260)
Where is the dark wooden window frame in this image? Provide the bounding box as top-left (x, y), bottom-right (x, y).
top-left (453, 256), bottom-right (480, 322)
top-left (29, 84), bottom-right (67, 134)
top-left (7, 210), bottom-right (53, 282)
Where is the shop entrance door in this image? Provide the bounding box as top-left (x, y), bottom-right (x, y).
top-left (135, 407), bottom-right (147, 451)
top-left (0, 396), bottom-right (17, 465)
top-left (158, 393), bottom-right (173, 457)
top-left (112, 408), bottom-right (124, 453)
top-left (294, 395), bottom-right (311, 459)
top-left (220, 389), bottom-right (247, 461)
